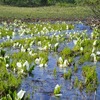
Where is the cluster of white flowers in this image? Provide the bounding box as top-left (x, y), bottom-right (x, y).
top-left (21, 46), bottom-right (26, 52)
top-left (13, 42), bottom-right (21, 48)
top-left (57, 57), bottom-right (69, 68)
top-left (90, 40), bottom-right (100, 63)
top-left (35, 57), bottom-right (47, 68)
top-left (16, 60), bottom-right (30, 74)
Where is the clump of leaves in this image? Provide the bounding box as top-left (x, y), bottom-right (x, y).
top-left (63, 69), bottom-right (72, 80)
top-left (74, 77), bottom-right (79, 88)
top-left (74, 64), bottom-right (78, 73)
top-left (54, 84), bottom-right (61, 95)
top-left (60, 47), bottom-right (72, 58)
top-left (0, 60), bottom-right (21, 98)
top-left (78, 53), bottom-right (91, 64)
top-left (82, 65), bottom-right (98, 92)
top-left (53, 68), bottom-right (57, 77)
top-left (0, 49), bottom-right (6, 57)
top-left (78, 81), bottom-right (84, 91)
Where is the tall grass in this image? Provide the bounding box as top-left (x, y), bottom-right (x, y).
top-left (0, 5), bottom-right (94, 20)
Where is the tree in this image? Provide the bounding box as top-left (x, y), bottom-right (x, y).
top-left (41, 0), bottom-right (48, 5)
top-left (84, 0), bottom-right (100, 18)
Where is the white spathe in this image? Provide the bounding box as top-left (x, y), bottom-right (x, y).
top-left (16, 62), bottom-right (22, 68)
top-left (55, 43), bottom-right (59, 47)
top-left (73, 40), bottom-right (77, 45)
top-left (92, 46), bottom-right (96, 53)
top-left (80, 47), bottom-right (83, 51)
top-left (35, 58), bottom-right (41, 64)
top-left (21, 46), bottom-right (25, 52)
top-left (96, 51), bottom-right (100, 55)
top-left (38, 41), bottom-right (41, 46)
top-left (55, 94), bottom-right (62, 97)
top-left (23, 61), bottom-right (30, 71)
top-left (6, 64), bottom-right (9, 68)
top-left (93, 40), bottom-right (97, 46)
top-left (91, 53), bottom-right (97, 62)
top-left (55, 84), bottom-right (60, 90)
top-left (39, 63), bottom-right (43, 67)
top-left (63, 59), bottom-right (69, 67)
top-left (17, 89), bottom-right (26, 99)
top-left (58, 57), bottom-right (63, 64)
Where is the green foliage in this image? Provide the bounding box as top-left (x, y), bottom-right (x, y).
top-left (74, 64), bottom-right (78, 72)
top-left (75, 0), bottom-right (84, 5)
top-left (83, 0), bottom-right (100, 18)
top-left (53, 68), bottom-right (57, 76)
top-left (54, 84), bottom-right (61, 95)
top-left (63, 69), bottom-right (72, 80)
top-left (0, 60), bottom-right (21, 98)
top-left (82, 66), bottom-right (98, 92)
top-left (74, 77), bottom-right (79, 88)
top-left (78, 53), bottom-right (91, 64)
top-left (0, 0), bottom-right (56, 6)
top-left (0, 49), bottom-right (6, 57)
top-left (60, 47), bottom-right (72, 58)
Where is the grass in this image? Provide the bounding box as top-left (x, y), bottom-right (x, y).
top-left (0, 5), bottom-right (94, 20)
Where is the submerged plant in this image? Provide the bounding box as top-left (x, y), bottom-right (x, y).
top-left (63, 69), bottom-right (72, 80)
top-left (54, 84), bottom-right (62, 96)
top-left (78, 81), bottom-right (84, 91)
top-left (53, 68), bottom-right (57, 77)
top-left (74, 64), bottom-right (78, 73)
top-left (74, 77), bottom-right (79, 88)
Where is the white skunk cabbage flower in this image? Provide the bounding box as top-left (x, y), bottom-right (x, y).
top-left (29, 50), bottom-right (32, 55)
top-left (63, 59), bottom-right (69, 67)
top-left (92, 47), bottom-right (96, 53)
top-left (7, 35), bottom-right (10, 40)
top-left (54, 84), bottom-right (62, 97)
top-left (16, 62), bottom-right (22, 68)
top-left (12, 32), bottom-right (16, 37)
top-left (55, 84), bottom-right (60, 90)
top-left (93, 40), bottom-right (97, 46)
top-left (23, 61), bottom-right (29, 71)
top-left (80, 47), bottom-right (83, 51)
top-left (73, 40), bottom-right (77, 45)
top-left (17, 89), bottom-right (26, 99)
top-left (38, 41), bottom-right (41, 46)
top-left (44, 63), bottom-right (48, 67)
top-left (43, 46), bottom-right (47, 51)
top-left (59, 64), bottom-right (63, 68)
top-left (96, 51), bottom-right (100, 56)
top-left (55, 43), bottom-right (59, 47)
top-left (58, 57), bottom-right (63, 64)
top-left (21, 46), bottom-right (25, 52)
top-left (91, 53), bottom-right (97, 62)
top-left (39, 63), bottom-right (44, 67)
top-left (6, 64), bottom-right (9, 68)
top-left (35, 58), bottom-right (41, 64)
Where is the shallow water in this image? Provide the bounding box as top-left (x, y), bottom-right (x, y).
top-left (1, 22), bottom-right (99, 100)
top-left (19, 52), bottom-right (100, 100)
top-left (0, 23), bottom-right (92, 44)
